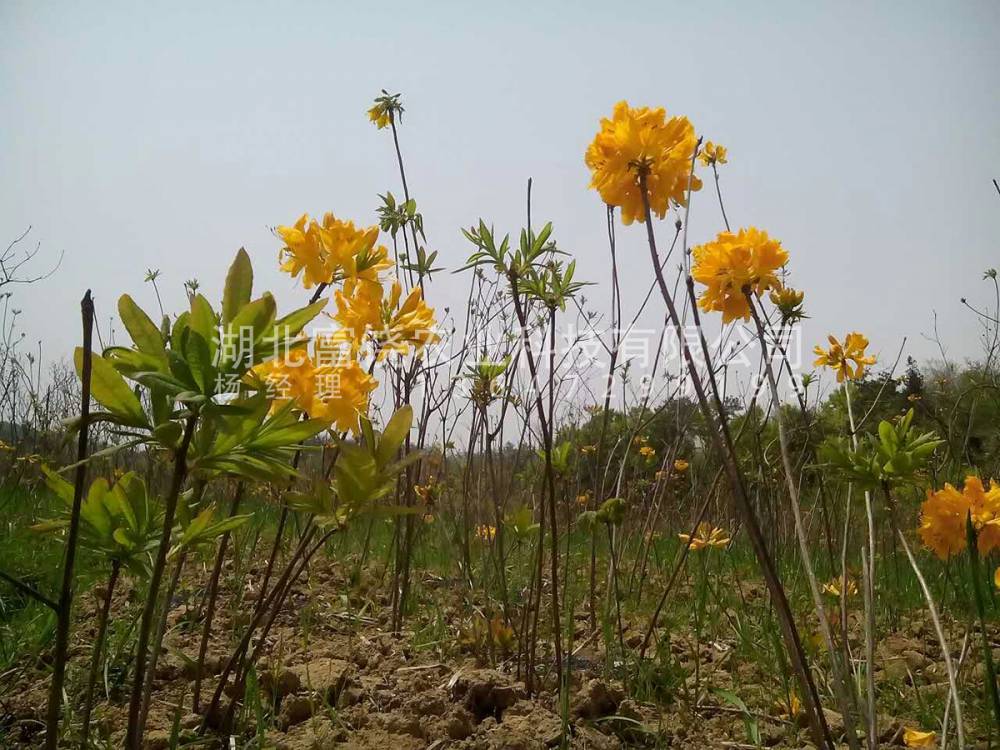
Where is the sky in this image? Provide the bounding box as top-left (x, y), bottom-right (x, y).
top-left (2, 0), bottom-right (999, 392)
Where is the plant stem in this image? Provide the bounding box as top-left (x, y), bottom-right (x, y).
top-left (636, 173), bottom-right (832, 749)
top-left (80, 559), bottom-right (120, 748)
top-left (45, 290), bottom-right (93, 750)
top-left (124, 412), bottom-right (198, 749)
top-left (966, 515), bottom-right (1000, 729)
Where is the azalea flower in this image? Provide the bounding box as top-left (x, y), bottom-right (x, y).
top-left (678, 521), bottom-right (731, 551)
top-left (774, 692), bottom-right (802, 720)
top-left (639, 445), bottom-right (656, 460)
top-left (475, 524), bottom-right (497, 542)
top-left (253, 343), bottom-right (376, 435)
top-left (277, 214), bottom-right (336, 289)
top-left (673, 459), bottom-right (689, 473)
top-left (698, 140), bottom-right (728, 167)
top-left (769, 286), bottom-right (805, 323)
top-left (903, 728), bottom-right (936, 748)
top-left (585, 101), bottom-right (701, 225)
top-left (580, 444), bottom-right (597, 455)
top-left (691, 227), bottom-right (788, 323)
top-left (821, 576), bottom-right (858, 597)
top-left (374, 280), bottom-right (441, 360)
top-left (813, 332), bottom-right (876, 382)
top-left (918, 475), bottom-right (1000, 559)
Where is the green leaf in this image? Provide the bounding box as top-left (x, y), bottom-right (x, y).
top-left (76, 349), bottom-right (148, 427)
top-left (118, 295), bottom-right (166, 361)
top-left (223, 248), bottom-right (253, 326)
top-left (376, 405), bottom-right (413, 468)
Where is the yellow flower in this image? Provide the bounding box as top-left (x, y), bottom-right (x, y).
top-left (691, 227), bottom-right (788, 323)
top-left (277, 214), bottom-right (337, 289)
top-left (994, 566), bottom-right (1000, 589)
top-left (903, 728), bottom-right (936, 748)
top-left (678, 521), bottom-right (731, 551)
top-left (414, 478), bottom-right (437, 505)
top-left (254, 344), bottom-right (376, 434)
top-left (769, 286), bottom-right (805, 322)
top-left (821, 576), bottom-right (858, 597)
top-left (475, 524), bottom-right (496, 542)
top-left (673, 459), bottom-right (689, 473)
top-left (639, 445), bottom-right (656, 460)
top-left (254, 347), bottom-right (316, 412)
top-left (918, 475), bottom-right (1000, 559)
top-left (774, 692), bottom-right (802, 720)
top-left (813, 332), bottom-right (876, 383)
top-left (310, 358), bottom-right (378, 434)
top-left (585, 101), bottom-right (701, 225)
top-left (374, 280), bottom-right (441, 360)
top-left (698, 140), bottom-right (728, 167)
top-left (368, 104), bottom-right (392, 129)
top-left (580, 444), bottom-right (597, 455)
top-left (633, 435), bottom-right (647, 446)
top-left (575, 492), bottom-right (591, 508)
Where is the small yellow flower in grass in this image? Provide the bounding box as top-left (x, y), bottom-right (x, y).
top-left (414, 478), bottom-right (436, 506)
top-left (821, 576), bottom-right (858, 598)
top-left (691, 227), bottom-right (788, 323)
top-left (813, 333), bottom-right (876, 383)
top-left (639, 445), bottom-right (656, 460)
top-left (673, 459), bottom-right (689, 473)
top-left (918, 475), bottom-right (1000, 559)
top-left (698, 141), bottom-right (728, 167)
top-left (678, 521), bottom-right (731, 551)
top-left (903, 728), bottom-right (936, 748)
top-left (576, 493), bottom-right (590, 508)
top-left (422, 513), bottom-right (435, 524)
top-left (580, 444), bottom-right (597, 455)
top-left (774, 692), bottom-right (802, 720)
top-left (585, 101), bottom-right (701, 225)
top-left (475, 524), bottom-right (497, 542)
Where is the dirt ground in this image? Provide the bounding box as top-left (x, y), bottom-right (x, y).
top-left (0, 552), bottom-right (988, 749)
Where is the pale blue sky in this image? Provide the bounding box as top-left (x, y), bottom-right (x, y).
top-left (2, 0), bottom-right (998, 382)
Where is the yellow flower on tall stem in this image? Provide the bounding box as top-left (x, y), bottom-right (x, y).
top-left (813, 332), bottom-right (876, 382)
top-left (678, 521), bottom-right (731, 551)
top-left (374, 280), bottom-right (441, 360)
top-left (638, 445), bottom-right (656, 460)
top-left (585, 100), bottom-right (701, 225)
top-left (698, 141), bottom-right (728, 167)
top-left (691, 227), bottom-right (789, 323)
top-left (918, 475), bottom-right (1000, 559)
top-left (673, 458), bottom-right (689, 473)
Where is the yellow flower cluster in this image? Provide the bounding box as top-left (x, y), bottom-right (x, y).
top-left (698, 141), bottom-right (728, 167)
top-left (678, 522), bottom-right (731, 551)
top-left (918, 475), bottom-right (1000, 559)
top-left (639, 445), bottom-right (656, 460)
top-left (691, 227), bottom-right (789, 323)
top-left (585, 101), bottom-right (701, 225)
top-left (903, 728), bottom-right (936, 748)
top-left (813, 333), bottom-right (876, 383)
top-left (475, 524), bottom-right (497, 542)
top-left (277, 212), bottom-right (391, 291)
top-left (254, 342), bottom-right (377, 434)
top-left (821, 576), bottom-right (858, 598)
top-left (334, 278), bottom-right (440, 360)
